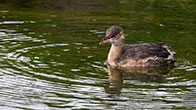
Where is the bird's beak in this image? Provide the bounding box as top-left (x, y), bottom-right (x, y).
top-left (100, 35), bottom-right (112, 45)
top-left (99, 38), bottom-right (111, 45)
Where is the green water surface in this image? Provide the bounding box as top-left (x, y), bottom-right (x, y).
top-left (0, 0), bottom-right (196, 109)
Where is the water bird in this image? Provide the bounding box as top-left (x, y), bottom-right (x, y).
top-left (100, 25), bottom-right (175, 67)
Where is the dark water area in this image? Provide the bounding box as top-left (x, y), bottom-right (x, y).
top-left (0, 0), bottom-right (196, 109)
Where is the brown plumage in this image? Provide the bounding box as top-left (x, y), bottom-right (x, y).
top-left (100, 25), bottom-right (175, 67)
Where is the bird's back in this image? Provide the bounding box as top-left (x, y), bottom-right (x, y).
top-left (118, 42), bottom-right (175, 67)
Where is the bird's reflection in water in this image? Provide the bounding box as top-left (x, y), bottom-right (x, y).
top-left (104, 65), bottom-right (174, 96)
top-left (104, 66), bottom-right (123, 96)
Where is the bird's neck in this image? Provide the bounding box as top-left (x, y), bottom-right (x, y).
top-left (107, 39), bottom-right (125, 66)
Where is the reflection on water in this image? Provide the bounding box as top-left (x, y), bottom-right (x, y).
top-left (105, 65), bottom-right (173, 96)
top-left (1, 1), bottom-right (196, 109)
top-left (105, 66), bottom-right (123, 96)
top-left (104, 65), bottom-right (196, 109)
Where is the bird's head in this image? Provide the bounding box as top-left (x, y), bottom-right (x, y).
top-left (100, 25), bottom-right (124, 45)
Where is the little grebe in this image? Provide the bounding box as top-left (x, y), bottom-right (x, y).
top-left (100, 25), bottom-right (175, 67)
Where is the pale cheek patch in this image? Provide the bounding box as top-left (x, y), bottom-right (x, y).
top-left (110, 40), bottom-right (120, 45)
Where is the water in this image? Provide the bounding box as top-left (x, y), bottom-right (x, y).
top-left (0, 1), bottom-right (196, 109)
